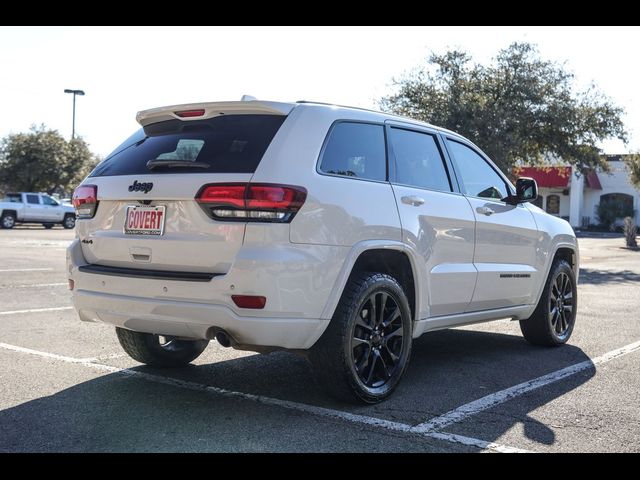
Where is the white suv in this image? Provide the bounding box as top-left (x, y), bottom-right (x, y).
top-left (68, 99), bottom-right (579, 403)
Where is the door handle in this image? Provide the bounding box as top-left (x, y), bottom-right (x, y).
top-left (477, 206), bottom-right (495, 216)
top-left (401, 195), bottom-right (425, 207)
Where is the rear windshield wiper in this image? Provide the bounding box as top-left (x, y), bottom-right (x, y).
top-left (146, 159), bottom-right (210, 170)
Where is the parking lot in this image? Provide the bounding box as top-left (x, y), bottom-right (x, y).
top-left (0, 227), bottom-right (639, 453)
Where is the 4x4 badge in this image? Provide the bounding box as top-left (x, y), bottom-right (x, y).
top-left (128, 180), bottom-right (153, 194)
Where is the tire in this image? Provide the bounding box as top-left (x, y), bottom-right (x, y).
top-left (62, 214), bottom-right (76, 229)
top-left (1, 212), bottom-right (16, 229)
top-left (43, 223), bottom-right (54, 229)
top-left (309, 272), bottom-right (413, 404)
top-left (116, 327), bottom-right (209, 367)
top-left (520, 259), bottom-right (577, 346)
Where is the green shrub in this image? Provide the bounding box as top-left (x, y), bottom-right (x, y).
top-left (597, 201), bottom-right (634, 231)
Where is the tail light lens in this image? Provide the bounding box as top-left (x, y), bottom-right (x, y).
top-left (232, 295), bottom-right (266, 309)
top-left (72, 185), bottom-right (98, 219)
top-left (196, 183), bottom-right (307, 223)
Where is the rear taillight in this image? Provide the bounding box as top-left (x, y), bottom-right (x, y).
top-left (196, 183), bottom-right (307, 223)
top-left (72, 184), bottom-right (98, 219)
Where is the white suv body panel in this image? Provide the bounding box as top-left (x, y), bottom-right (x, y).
top-left (67, 100), bottom-right (579, 350)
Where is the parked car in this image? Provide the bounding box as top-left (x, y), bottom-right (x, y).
top-left (67, 99), bottom-right (579, 403)
top-left (1, 192), bottom-right (76, 229)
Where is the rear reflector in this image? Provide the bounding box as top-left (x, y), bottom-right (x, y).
top-left (72, 184), bottom-right (98, 219)
top-left (175, 109), bottom-right (205, 118)
top-left (232, 295), bottom-right (266, 309)
top-left (196, 183), bottom-right (307, 223)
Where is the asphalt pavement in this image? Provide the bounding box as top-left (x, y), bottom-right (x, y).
top-left (0, 226), bottom-right (638, 452)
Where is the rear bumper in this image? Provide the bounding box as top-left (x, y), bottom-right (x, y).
top-left (73, 289), bottom-right (327, 349)
top-left (67, 237), bottom-right (348, 349)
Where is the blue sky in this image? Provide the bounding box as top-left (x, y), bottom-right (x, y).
top-left (0, 26), bottom-right (638, 157)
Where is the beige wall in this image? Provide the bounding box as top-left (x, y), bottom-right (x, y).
top-left (537, 187), bottom-right (571, 219)
top-left (581, 161), bottom-right (640, 227)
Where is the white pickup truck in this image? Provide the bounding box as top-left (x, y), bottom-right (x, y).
top-left (0, 192), bottom-right (76, 229)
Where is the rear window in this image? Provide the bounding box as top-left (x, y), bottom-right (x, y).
top-left (319, 122), bottom-right (386, 182)
top-left (4, 194), bottom-right (21, 203)
top-left (90, 114), bottom-right (286, 177)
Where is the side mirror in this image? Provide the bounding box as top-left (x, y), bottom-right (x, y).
top-left (515, 177), bottom-right (538, 203)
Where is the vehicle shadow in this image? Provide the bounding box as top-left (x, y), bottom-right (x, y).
top-left (579, 268), bottom-right (640, 285)
top-left (0, 328), bottom-right (594, 452)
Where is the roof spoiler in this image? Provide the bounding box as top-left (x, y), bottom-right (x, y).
top-left (136, 100), bottom-right (294, 127)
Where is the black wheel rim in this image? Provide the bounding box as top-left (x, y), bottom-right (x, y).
top-left (549, 272), bottom-right (574, 337)
top-left (352, 291), bottom-right (404, 388)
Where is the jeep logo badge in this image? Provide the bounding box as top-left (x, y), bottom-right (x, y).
top-left (128, 180), bottom-right (154, 194)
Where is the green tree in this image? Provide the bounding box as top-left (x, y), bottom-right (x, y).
top-left (624, 153), bottom-right (640, 189)
top-left (380, 43), bottom-right (627, 175)
top-left (0, 125), bottom-right (98, 195)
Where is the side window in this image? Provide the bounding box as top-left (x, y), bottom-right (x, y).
top-left (319, 122), bottom-right (386, 182)
top-left (389, 127), bottom-right (451, 191)
top-left (26, 194), bottom-right (40, 205)
top-left (447, 140), bottom-right (508, 200)
top-left (546, 194), bottom-right (560, 215)
top-left (42, 196), bottom-right (59, 206)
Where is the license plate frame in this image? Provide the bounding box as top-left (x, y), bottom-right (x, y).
top-left (124, 205), bottom-right (166, 236)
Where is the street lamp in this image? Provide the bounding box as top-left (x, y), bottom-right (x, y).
top-left (64, 89), bottom-right (85, 139)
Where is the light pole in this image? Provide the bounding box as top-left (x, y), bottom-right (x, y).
top-left (64, 89), bottom-right (85, 139)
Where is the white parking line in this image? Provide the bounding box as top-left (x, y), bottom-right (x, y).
top-left (0, 268), bottom-right (54, 272)
top-left (0, 342), bottom-right (90, 363)
top-left (5, 283), bottom-right (67, 288)
top-left (0, 341), bottom-right (530, 453)
top-left (412, 339), bottom-right (640, 434)
top-left (0, 306), bottom-right (73, 316)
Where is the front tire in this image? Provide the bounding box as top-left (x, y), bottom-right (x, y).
top-left (520, 259), bottom-right (577, 346)
top-left (309, 272), bottom-right (413, 404)
top-left (116, 327), bottom-right (209, 367)
top-left (1, 212), bottom-right (16, 229)
top-left (62, 214), bottom-right (76, 229)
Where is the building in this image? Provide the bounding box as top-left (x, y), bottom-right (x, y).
top-left (517, 155), bottom-right (639, 229)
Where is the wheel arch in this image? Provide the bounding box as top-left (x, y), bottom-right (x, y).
top-left (532, 241), bottom-right (579, 309)
top-left (320, 241), bottom-right (423, 322)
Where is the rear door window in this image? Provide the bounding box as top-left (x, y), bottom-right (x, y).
top-left (389, 127), bottom-right (451, 192)
top-left (90, 115), bottom-right (286, 177)
top-left (319, 122), bottom-right (386, 182)
top-left (26, 194), bottom-right (40, 204)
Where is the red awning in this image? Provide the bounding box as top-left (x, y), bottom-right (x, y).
top-left (516, 167), bottom-right (571, 188)
top-left (585, 170), bottom-right (602, 190)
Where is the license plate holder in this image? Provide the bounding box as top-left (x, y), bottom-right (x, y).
top-left (124, 205), bottom-right (166, 236)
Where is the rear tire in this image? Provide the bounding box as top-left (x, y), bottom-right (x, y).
top-left (63, 214), bottom-right (75, 229)
top-left (309, 272), bottom-right (413, 404)
top-left (116, 327), bottom-right (209, 367)
top-left (520, 259), bottom-right (577, 346)
top-left (1, 212), bottom-right (16, 229)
